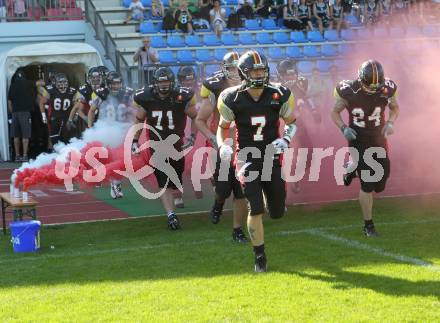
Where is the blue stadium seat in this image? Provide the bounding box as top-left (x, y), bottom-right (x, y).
top-left (256, 32), bottom-right (272, 44)
top-left (338, 43), bottom-right (354, 56)
top-left (159, 51), bottom-right (175, 63)
top-left (273, 32), bottom-right (290, 44)
top-left (268, 47), bottom-right (284, 60)
top-left (196, 49), bottom-right (214, 62)
top-left (142, 0), bottom-right (152, 6)
top-left (321, 44), bottom-right (338, 57)
top-left (214, 48), bottom-right (228, 61)
top-left (177, 50), bottom-right (195, 63)
top-left (239, 33), bottom-right (255, 45)
top-left (341, 29), bottom-right (354, 41)
top-left (374, 28), bottom-right (388, 38)
top-left (140, 21), bottom-right (159, 34)
top-left (297, 61), bottom-right (314, 74)
top-left (286, 46), bottom-right (302, 58)
top-left (123, 0), bottom-right (131, 7)
top-left (307, 30), bottom-right (324, 42)
top-left (226, 0), bottom-right (238, 4)
top-left (357, 28), bottom-right (372, 39)
top-left (290, 31), bottom-right (307, 43)
top-left (186, 35), bottom-right (203, 47)
top-left (303, 45), bottom-right (320, 57)
top-left (262, 19), bottom-right (277, 30)
top-left (345, 14), bottom-right (361, 27)
top-left (204, 34), bottom-right (222, 46)
top-left (167, 35), bottom-right (185, 47)
top-left (245, 19), bottom-right (261, 30)
top-left (221, 34), bottom-right (239, 45)
top-left (423, 25), bottom-right (438, 37)
top-left (268, 62), bottom-right (277, 74)
top-left (324, 30), bottom-right (340, 41)
top-left (316, 60), bottom-right (332, 72)
top-left (205, 64), bottom-right (220, 75)
top-left (150, 36), bottom-right (166, 48)
top-left (389, 27), bottom-right (404, 38)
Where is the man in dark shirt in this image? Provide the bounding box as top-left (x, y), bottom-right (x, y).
top-left (7, 70), bottom-right (43, 162)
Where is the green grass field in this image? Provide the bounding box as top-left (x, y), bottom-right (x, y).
top-left (1, 195), bottom-right (440, 322)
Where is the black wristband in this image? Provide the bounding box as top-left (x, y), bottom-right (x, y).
top-left (132, 138), bottom-right (138, 143)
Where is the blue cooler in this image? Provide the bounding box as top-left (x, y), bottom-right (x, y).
top-left (10, 220), bottom-right (41, 253)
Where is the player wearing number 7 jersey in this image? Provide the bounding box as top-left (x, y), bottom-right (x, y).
top-left (331, 59), bottom-right (400, 237)
top-left (132, 67), bottom-right (198, 230)
top-left (217, 50), bottom-right (297, 272)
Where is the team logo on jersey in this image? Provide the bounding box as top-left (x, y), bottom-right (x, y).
top-left (176, 94), bottom-right (183, 102)
top-left (270, 92), bottom-right (281, 105)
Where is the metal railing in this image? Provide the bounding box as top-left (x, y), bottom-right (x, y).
top-left (2, 0), bottom-right (83, 21)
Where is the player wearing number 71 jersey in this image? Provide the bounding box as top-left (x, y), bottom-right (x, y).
top-left (331, 59), bottom-right (400, 237)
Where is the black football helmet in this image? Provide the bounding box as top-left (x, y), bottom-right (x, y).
top-left (96, 65), bottom-right (109, 78)
top-left (88, 67), bottom-right (102, 91)
top-left (153, 67), bottom-right (175, 95)
top-left (237, 50), bottom-right (269, 88)
top-left (106, 71), bottom-right (122, 95)
top-left (358, 60), bottom-right (385, 94)
top-left (222, 51), bottom-right (240, 81)
top-left (177, 65), bottom-right (196, 88)
top-left (55, 73), bottom-right (69, 94)
top-left (276, 59), bottom-right (298, 83)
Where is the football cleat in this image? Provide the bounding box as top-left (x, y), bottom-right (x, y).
top-left (363, 224), bottom-right (379, 237)
top-left (232, 229), bottom-right (249, 243)
top-left (167, 213), bottom-right (181, 230)
top-left (254, 253), bottom-right (267, 273)
top-left (174, 197), bottom-right (184, 208)
top-left (110, 183), bottom-right (123, 199)
top-left (343, 171), bottom-right (357, 186)
top-left (210, 204), bottom-right (222, 224)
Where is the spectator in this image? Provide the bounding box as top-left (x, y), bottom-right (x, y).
top-left (152, 0), bottom-right (165, 18)
top-left (237, 0), bottom-right (254, 19)
top-left (169, 0), bottom-right (180, 12)
top-left (14, 0), bottom-right (26, 18)
top-left (123, 0), bottom-right (145, 24)
top-left (313, 0), bottom-right (331, 34)
top-left (330, 0), bottom-right (344, 32)
top-left (365, 0), bottom-right (379, 25)
top-left (379, 0), bottom-right (392, 26)
top-left (133, 37), bottom-right (159, 85)
top-left (187, 0), bottom-right (200, 18)
top-left (283, 0), bottom-right (302, 30)
top-left (255, 0), bottom-right (274, 18)
top-left (199, 0), bottom-right (213, 21)
top-left (0, 0), bottom-right (6, 22)
top-left (297, 0), bottom-right (314, 30)
top-left (174, 1), bottom-right (194, 34)
top-left (210, 0), bottom-right (227, 36)
top-left (7, 70), bottom-right (42, 162)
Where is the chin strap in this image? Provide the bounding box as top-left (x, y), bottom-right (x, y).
top-left (283, 123), bottom-right (297, 143)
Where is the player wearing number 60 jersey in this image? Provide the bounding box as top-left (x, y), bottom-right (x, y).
top-left (132, 67), bottom-right (198, 231)
top-left (331, 59), bottom-right (400, 237)
top-left (39, 73), bottom-right (80, 146)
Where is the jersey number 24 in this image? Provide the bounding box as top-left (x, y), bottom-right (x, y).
top-left (352, 107), bottom-right (381, 128)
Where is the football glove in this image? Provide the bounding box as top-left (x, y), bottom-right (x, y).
top-left (182, 133), bottom-right (196, 150)
top-left (131, 141), bottom-right (140, 155)
top-left (272, 138), bottom-right (289, 153)
top-left (219, 144), bottom-right (233, 160)
top-left (382, 121), bottom-right (394, 137)
top-left (341, 125), bottom-right (357, 141)
top-left (41, 112), bottom-right (47, 124)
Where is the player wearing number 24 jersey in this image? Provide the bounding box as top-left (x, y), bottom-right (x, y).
top-left (331, 59), bottom-right (400, 237)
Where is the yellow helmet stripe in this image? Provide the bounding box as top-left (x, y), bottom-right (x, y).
top-left (371, 60), bottom-right (378, 85)
top-left (252, 51), bottom-right (261, 65)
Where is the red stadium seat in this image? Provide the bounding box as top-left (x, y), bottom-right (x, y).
top-left (59, 0), bottom-right (77, 8)
top-left (65, 7), bottom-right (82, 20)
top-left (46, 8), bottom-right (64, 20)
top-left (27, 7), bottom-right (43, 21)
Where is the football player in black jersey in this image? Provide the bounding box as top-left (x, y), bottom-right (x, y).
top-left (132, 67), bottom-right (198, 230)
top-left (195, 51), bottom-right (249, 243)
top-left (331, 60), bottom-right (400, 237)
top-left (217, 51), bottom-right (297, 272)
top-left (39, 73), bottom-right (80, 147)
top-left (88, 71), bottom-right (135, 199)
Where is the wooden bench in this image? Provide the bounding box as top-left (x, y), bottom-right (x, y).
top-left (0, 192), bottom-right (38, 235)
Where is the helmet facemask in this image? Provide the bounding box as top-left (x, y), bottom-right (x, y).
top-left (110, 78), bottom-right (122, 95)
top-left (89, 72), bottom-right (102, 91)
top-left (243, 66), bottom-right (269, 89)
top-left (156, 77), bottom-right (173, 95)
top-left (223, 64), bottom-right (241, 82)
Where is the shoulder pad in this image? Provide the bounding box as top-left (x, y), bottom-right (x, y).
top-left (202, 72), bottom-right (226, 90)
top-left (46, 85), bottom-right (54, 92)
top-left (124, 87), bottom-right (134, 96)
top-left (95, 87), bottom-right (109, 100)
top-left (219, 85), bottom-right (240, 105)
top-left (79, 84), bottom-right (88, 92)
top-left (335, 79), bottom-right (359, 99)
top-left (68, 87), bottom-right (77, 94)
top-left (381, 78), bottom-right (397, 97)
top-left (175, 87), bottom-right (194, 102)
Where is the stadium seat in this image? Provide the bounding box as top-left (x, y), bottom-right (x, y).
top-left (338, 43), bottom-right (354, 56)
top-left (374, 28), bottom-right (388, 38)
top-left (186, 35), bottom-right (203, 47)
top-left (256, 32), bottom-right (272, 44)
top-left (357, 28), bottom-right (372, 39)
top-left (345, 14), bottom-right (361, 27)
top-left (316, 60), bottom-right (332, 72)
top-left (226, 0), bottom-right (238, 4)
top-left (150, 36), bottom-right (166, 48)
top-left (204, 34), bottom-right (222, 46)
top-left (159, 51), bottom-right (175, 63)
top-left (341, 29), bottom-right (354, 41)
top-left (423, 25), bottom-right (438, 37)
top-left (245, 19), bottom-right (261, 30)
top-left (324, 30), bottom-right (340, 41)
top-left (205, 64), bottom-right (220, 75)
top-left (214, 48), bottom-right (228, 61)
top-left (273, 32), bottom-right (290, 44)
top-left (262, 19), bottom-right (277, 30)
top-left (307, 30), bottom-right (324, 42)
top-left (196, 49), bottom-right (214, 62)
top-left (268, 47), bottom-right (284, 60)
top-left (46, 8), bottom-right (64, 20)
top-left (123, 0), bottom-right (131, 7)
top-left (167, 35), bottom-right (185, 47)
top-left (238, 33), bottom-right (255, 45)
top-left (221, 34), bottom-right (239, 45)
top-left (177, 50), bottom-right (195, 63)
top-left (333, 59), bottom-right (345, 71)
top-left (290, 31), bottom-right (307, 43)
top-left (286, 46), bottom-right (302, 58)
top-left (65, 7), bottom-right (82, 19)
top-left (389, 27), bottom-right (405, 38)
top-left (140, 21), bottom-right (159, 34)
top-left (297, 61), bottom-right (314, 74)
top-left (142, 0), bottom-right (152, 6)
top-left (303, 45), bottom-right (320, 57)
top-left (321, 44), bottom-right (338, 57)
top-left (162, 0), bottom-right (169, 6)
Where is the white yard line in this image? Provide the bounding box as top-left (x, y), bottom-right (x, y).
top-left (1, 219), bottom-right (439, 266)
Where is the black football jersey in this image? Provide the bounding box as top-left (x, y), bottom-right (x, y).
top-left (218, 83), bottom-right (294, 157)
top-left (44, 85), bottom-right (79, 120)
top-left (78, 83), bottom-right (94, 113)
top-left (134, 86), bottom-right (195, 146)
top-left (283, 76), bottom-right (308, 100)
top-left (335, 78), bottom-right (397, 140)
top-left (91, 87), bottom-right (134, 123)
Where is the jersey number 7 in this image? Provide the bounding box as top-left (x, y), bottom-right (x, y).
top-left (251, 116), bottom-right (266, 141)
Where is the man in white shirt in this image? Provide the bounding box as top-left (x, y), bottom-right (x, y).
top-left (124, 0), bottom-right (145, 24)
top-left (210, 0), bottom-right (227, 36)
top-left (133, 37), bottom-right (159, 85)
